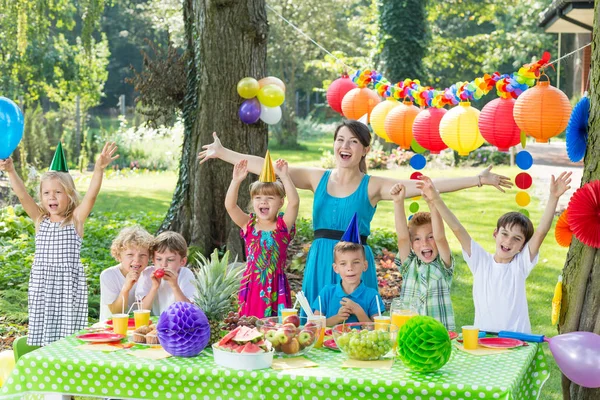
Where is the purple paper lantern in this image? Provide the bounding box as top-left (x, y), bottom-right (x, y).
top-left (157, 302), bottom-right (210, 357)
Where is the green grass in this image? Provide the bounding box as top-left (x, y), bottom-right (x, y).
top-left (80, 145), bottom-right (564, 398)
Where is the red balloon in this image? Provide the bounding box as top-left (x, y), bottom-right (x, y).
top-left (479, 97), bottom-right (521, 152)
top-left (327, 75), bottom-right (358, 114)
top-left (412, 108), bottom-right (448, 154)
top-left (515, 172), bottom-right (532, 190)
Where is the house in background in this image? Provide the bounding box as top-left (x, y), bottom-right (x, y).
top-left (539, 0), bottom-right (593, 100)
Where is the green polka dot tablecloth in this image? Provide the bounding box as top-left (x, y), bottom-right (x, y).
top-left (0, 335), bottom-right (549, 400)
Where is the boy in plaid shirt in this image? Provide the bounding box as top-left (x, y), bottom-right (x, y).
top-left (391, 177), bottom-right (455, 331)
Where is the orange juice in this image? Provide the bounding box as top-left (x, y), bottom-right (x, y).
top-left (133, 309), bottom-right (150, 329)
top-left (373, 315), bottom-right (391, 331)
top-left (308, 315), bottom-right (326, 348)
top-left (281, 308), bottom-right (298, 320)
top-left (391, 312), bottom-right (414, 330)
top-left (112, 314), bottom-right (129, 336)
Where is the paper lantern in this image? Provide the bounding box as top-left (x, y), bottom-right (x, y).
top-left (555, 210), bottom-right (572, 247)
top-left (514, 79), bottom-right (572, 143)
top-left (341, 87), bottom-right (380, 121)
top-left (566, 96), bottom-right (589, 162)
top-left (478, 97), bottom-right (521, 152)
top-left (439, 102), bottom-right (484, 156)
top-left (397, 316), bottom-right (452, 373)
top-left (327, 74), bottom-right (358, 114)
top-left (369, 98), bottom-right (398, 141)
top-left (412, 108), bottom-right (448, 154)
top-left (384, 100), bottom-right (420, 150)
top-left (567, 180), bottom-right (600, 248)
top-left (157, 302), bottom-right (211, 357)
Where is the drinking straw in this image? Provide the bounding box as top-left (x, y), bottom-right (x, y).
top-left (121, 296), bottom-right (125, 315)
top-left (318, 296), bottom-right (322, 316)
top-left (295, 291), bottom-right (314, 317)
top-left (377, 298), bottom-right (382, 317)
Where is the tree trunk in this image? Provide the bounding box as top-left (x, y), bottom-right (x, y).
top-left (558, 3), bottom-right (600, 399)
top-left (161, 0), bottom-right (269, 261)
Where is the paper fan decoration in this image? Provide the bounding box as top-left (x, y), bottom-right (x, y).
top-left (567, 181), bottom-right (600, 248)
top-left (157, 302), bottom-right (210, 357)
top-left (555, 210), bottom-right (572, 247)
top-left (566, 96), bottom-right (589, 163)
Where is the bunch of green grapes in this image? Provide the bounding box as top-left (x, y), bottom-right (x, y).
top-left (336, 329), bottom-right (393, 360)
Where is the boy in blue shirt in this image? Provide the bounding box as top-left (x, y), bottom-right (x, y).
top-left (311, 241), bottom-right (385, 326)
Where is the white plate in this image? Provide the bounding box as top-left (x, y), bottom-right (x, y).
top-left (128, 335), bottom-right (161, 347)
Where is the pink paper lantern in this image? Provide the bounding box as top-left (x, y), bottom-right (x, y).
top-left (412, 108), bottom-right (448, 154)
top-left (327, 74), bottom-right (358, 114)
top-left (478, 98), bottom-right (521, 152)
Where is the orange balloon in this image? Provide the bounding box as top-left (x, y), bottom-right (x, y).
top-left (384, 100), bottom-right (420, 150)
top-left (258, 76), bottom-right (286, 92)
top-left (514, 79), bottom-right (572, 143)
top-left (341, 88), bottom-right (381, 122)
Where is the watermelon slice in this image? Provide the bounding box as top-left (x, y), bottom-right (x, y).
top-left (218, 326), bottom-right (242, 346)
top-left (232, 326), bottom-right (263, 343)
top-left (241, 342), bottom-right (261, 354)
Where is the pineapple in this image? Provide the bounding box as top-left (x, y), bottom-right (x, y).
top-left (192, 248), bottom-right (245, 345)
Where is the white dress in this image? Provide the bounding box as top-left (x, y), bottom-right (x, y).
top-left (28, 218), bottom-right (88, 346)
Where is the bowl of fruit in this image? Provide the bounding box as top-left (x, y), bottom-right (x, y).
top-left (256, 316), bottom-right (319, 357)
top-left (332, 322), bottom-right (397, 361)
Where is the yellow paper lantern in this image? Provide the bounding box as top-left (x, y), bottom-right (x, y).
top-left (341, 87), bottom-right (381, 122)
top-left (384, 100), bottom-right (420, 150)
top-left (513, 78), bottom-right (572, 143)
top-left (439, 102), bottom-right (484, 156)
top-left (370, 98), bottom-right (398, 141)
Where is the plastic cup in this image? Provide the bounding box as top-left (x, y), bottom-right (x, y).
top-left (134, 309), bottom-right (151, 329)
top-left (374, 315), bottom-right (391, 331)
top-left (308, 315), bottom-right (326, 348)
top-left (462, 326), bottom-right (480, 350)
top-left (281, 308), bottom-right (298, 320)
top-left (112, 314), bottom-right (129, 336)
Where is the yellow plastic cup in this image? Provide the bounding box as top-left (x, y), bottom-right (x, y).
top-left (112, 314), bottom-right (129, 336)
top-left (281, 308), bottom-right (298, 320)
top-left (133, 309), bottom-right (151, 329)
top-left (374, 315), bottom-right (391, 331)
top-left (462, 325), bottom-right (480, 350)
top-left (308, 315), bottom-right (326, 348)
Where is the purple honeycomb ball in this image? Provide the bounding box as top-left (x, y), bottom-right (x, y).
top-left (157, 302), bottom-right (210, 357)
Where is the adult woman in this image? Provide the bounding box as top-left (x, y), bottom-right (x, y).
top-left (198, 120), bottom-right (512, 306)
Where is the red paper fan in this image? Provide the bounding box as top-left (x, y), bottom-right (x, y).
top-left (567, 181), bottom-right (600, 248)
top-left (555, 210), bottom-right (572, 247)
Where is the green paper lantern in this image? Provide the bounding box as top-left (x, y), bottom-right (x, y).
top-left (49, 142), bottom-right (69, 172)
top-left (397, 315), bottom-right (452, 373)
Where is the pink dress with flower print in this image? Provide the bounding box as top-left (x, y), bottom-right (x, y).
top-left (238, 213), bottom-right (294, 318)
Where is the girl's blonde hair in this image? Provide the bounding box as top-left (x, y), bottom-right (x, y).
top-left (249, 181), bottom-right (286, 198)
top-left (110, 226), bottom-right (154, 260)
top-left (37, 171), bottom-right (81, 227)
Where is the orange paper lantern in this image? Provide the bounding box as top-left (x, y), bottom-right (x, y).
top-left (370, 98), bottom-right (398, 141)
top-left (439, 102), bottom-right (484, 156)
top-left (341, 87), bottom-right (381, 122)
top-left (384, 100), bottom-right (420, 149)
top-left (478, 98), bottom-right (521, 152)
top-left (514, 78), bottom-right (572, 143)
top-left (555, 210), bottom-right (572, 247)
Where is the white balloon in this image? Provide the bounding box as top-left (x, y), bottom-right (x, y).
top-left (259, 105), bottom-right (282, 125)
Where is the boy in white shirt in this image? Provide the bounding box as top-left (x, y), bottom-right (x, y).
top-left (136, 231), bottom-right (197, 315)
top-left (417, 172), bottom-right (571, 333)
top-left (100, 226), bottom-right (154, 321)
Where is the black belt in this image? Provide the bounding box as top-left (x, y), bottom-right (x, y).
top-left (314, 229), bottom-right (368, 244)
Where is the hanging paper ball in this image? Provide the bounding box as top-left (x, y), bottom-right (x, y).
top-left (515, 172), bottom-right (532, 190)
top-left (519, 209), bottom-right (530, 218)
top-left (514, 79), bottom-right (572, 143)
top-left (516, 191), bottom-right (531, 207)
top-left (515, 150), bottom-right (533, 170)
top-left (567, 180), bottom-right (600, 248)
top-left (411, 138), bottom-right (427, 154)
top-left (157, 302), bottom-right (211, 357)
top-left (237, 77), bottom-right (260, 99)
top-left (410, 154), bottom-right (426, 170)
top-left (410, 172), bottom-right (423, 180)
top-left (384, 100), bottom-right (420, 150)
top-left (327, 74), bottom-right (358, 114)
top-left (412, 108), bottom-right (448, 155)
top-left (409, 202), bottom-right (420, 213)
top-left (397, 316), bottom-right (452, 373)
top-left (555, 210), bottom-right (573, 248)
top-left (566, 96), bottom-right (590, 163)
top-left (341, 87), bottom-right (381, 122)
top-left (369, 98), bottom-right (398, 141)
top-left (439, 102), bottom-right (484, 156)
top-left (478, 98), bottom-right (521, 152)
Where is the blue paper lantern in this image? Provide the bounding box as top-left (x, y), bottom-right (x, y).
top-left (0, 97), bottom-right (25, 159)
top-left (157, 302), bottom-right (210, 357)
top-left (566, 96), bottom-right (589, 163)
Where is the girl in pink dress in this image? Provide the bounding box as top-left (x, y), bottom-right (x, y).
top-left (225, 154), bottom-right (299, 317)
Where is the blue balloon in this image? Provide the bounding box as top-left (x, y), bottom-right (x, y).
top-left (0, 97), bottom-right (24, 159)
top-left (515, 150), bottom-right (533, 170)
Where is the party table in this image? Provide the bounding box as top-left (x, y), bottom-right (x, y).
top-left (0, 335), bottom-right (549, 400)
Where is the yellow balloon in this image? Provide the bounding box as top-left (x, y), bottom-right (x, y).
top-left (237, 77), bottom-right (260, 99)
top-left (369, 98), bottom-right (398, 141)
top-left (258, 76), bottom-right (286, 92)
top-left (515, 191), bottom-right (531, 207)
top-left (439, 102), bottom-right (484, 156)
top-left (257, 84), bottom-right (285, 107)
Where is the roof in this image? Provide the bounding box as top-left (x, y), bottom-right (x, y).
top-left (539, 0), bottom-right (594, 33)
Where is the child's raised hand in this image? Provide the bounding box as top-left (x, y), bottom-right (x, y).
top-left (479, 165), bottom-right (513, 192)
top-left (197, 132), bottom-right (224, 164)
top-left (274, 159), bottom-right (289, 178)
top-left (550, 171), bottom-right (572, 198)
top-left (389, 183), bottom-right (406, 203)
top-left (0, 157), bottom-right (15, 173)
top-left (96, 142), bottom-right (119, 170)
top-left (232, 160), bottom-right (248, 182)
top-left (416, 175), bottom-right (439, 202)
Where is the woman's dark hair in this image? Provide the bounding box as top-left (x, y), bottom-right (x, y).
top-left (334, 120), bottom-right (372, 173)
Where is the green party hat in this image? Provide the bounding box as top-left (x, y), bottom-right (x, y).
top-left (49, 142), bottom-right (69, 172)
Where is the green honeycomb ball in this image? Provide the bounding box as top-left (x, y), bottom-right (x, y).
top-left (397, 315), bottom-right (452, 373)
